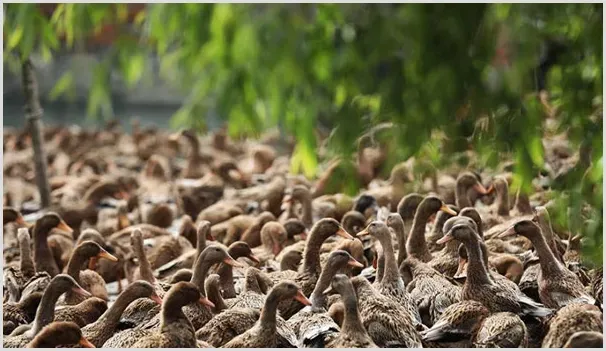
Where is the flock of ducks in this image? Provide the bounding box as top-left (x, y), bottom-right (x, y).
top-left (2, 120), bottom-right (603, 348)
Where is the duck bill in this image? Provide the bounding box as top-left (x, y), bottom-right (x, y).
top-left (114, 191), bottom-right (129, 200)
top-left (72, 286), bottom-right (92, 298)
top-left (485, 184), bottom-right (494, 194)
top-left (98, 250), bottom-right (118, 262)
top-left (294, 290), bottom-right (312, 306)
top-left (436, 233), bottom-right (454, 245)
top-left (497, 226), bottom-right (517, 239)
top-left (118, 214), bottom-right (130, 228)
top-left (247, 254), bottom-right (260, 264)
top-left (356, 228), bottom-right (370, 238)
top-left (300, 230), bottom-right (308, 240)
top-left (168, 133), bottom-right (181, 142)
top-left (56, 220), bottom-right (73, 234)
top-left (150, 293), bottom-right (163, 305)
top-left (223, 257), bottom-right (245, 268)
top-left (473, 183), bottom-right (490, 195)
top-left (199, 296), bottom-right (215, 308)
top-left (439, 205), bottom-right (458, 216)
top-left (454, 258), bottom-right (468, 279)
top-left (337, 227), bottom-right (354, 240)
top-left (206, 232), bottom-right (215, 241)
top-left (322, 286), bottom-right (335, 295)
top-left (79, 337), bottom-right (96, 348)
top-left (347, 258), bottom-right (364, 268)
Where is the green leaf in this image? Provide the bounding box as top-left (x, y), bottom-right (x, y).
top-left (124, 53), bottom-right (146, 88)
top-left (6, 25), bottom-right (24, 51)
top-left (49, 71), bottom-right (74, 101)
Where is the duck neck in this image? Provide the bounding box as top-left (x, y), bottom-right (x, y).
top-left (527, 233), bottom-right (565, 277)
top-left (310, 262), bottom-right (341, 311)
top-left (66, 249), bottom-right (88, 284)
top-left (299, 195), bottom-right (313, 228)
top-left (340, 284), bottom-right (368, 336)
top-left (376, 252), bottom-right (385, 284)
top-left (406, 209), bottom-right (432, 262)
top-left (259, 290), bottom-right (281, 330)
top-left (377, 233), bottom-right (401, 287)
top-left (207, 281), bottom-right (227, 314)
top-left (31, 282), bottom-right (64, 335)
top-left (455, 183), bottom-right (473, 209)
top-left (538, 216), bottom-right (563, 263)
top-left (390, 223), bottom-right (407, 268)
top-left (93, 289), bottom-right (144, 332)
top-left (134, 237), bottom-right (155, 284)
top-left (33, 224), bottom-right (60, 277)
top-left (190, 255), bottom-right (214, 295)
top-left (496, 186), bottom-right (510, 216)
top-left (160, 296), bottom-right (188, 332)
top-left (195, 231), bottom-right (207, 263)
top-left (302, 229), bottom-right (331, 275)
top-left (18, 233), bottom-right (35, 279)
top-left (462, 240), bottom-right (492, 286)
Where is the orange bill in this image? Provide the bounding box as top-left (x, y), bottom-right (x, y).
top-left (247, 254), bottom-right (260, 264)
top-left (473, 183), bottom-right (490, 195)
top-left (150, 293), bottom-right (163, 305)
top-left (356, 227), bottom-right (370, 238)
top-left (79, 337), bottom-right (95, 348)
top-left (98, 250), bottom-right (118, 262)
top-left (322, 286), bottom-right (334, 295)
top-left (436, 233), bottom-right (454, 245)
top-left (439, 205), bottom-right (457, 216)
top-left (206, 232), bottom-right (215, 241)
top-left (497, 226), bottom-right (517, 238)
top-left (347, 258), bottom-right (364, 268)
top-left (118, 214), bottom-right (130, 229)
top-left (199, 296), bottom-right (215, 308)
top-left (223, 257), bottom-right (245, 268)
top-left (56, 220), bottom-right (73, 234)
top-left (72, 287), bottom-right (92, 298)
top-left (293, 290), bottom-right (312, 306)
top-left (336, 227), bottom-right (354, 240)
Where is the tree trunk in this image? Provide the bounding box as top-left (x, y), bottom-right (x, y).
top-left (21, 57), bottom-right (51, 208)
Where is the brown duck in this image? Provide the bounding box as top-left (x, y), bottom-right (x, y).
top-left (81, 280), bottom-right (161, 347)
top-left (130, 282), bottom-right (204, 348)
top-left (32, 213), bottom-right (73, 277)
top-left (3, 274), bottom-right (91, 348)
top-left (25, 321), bottom-right (95, 348)
top-left (438, 222), bottom-right (552, 316)
top-left (324, 274), bottom-right (377, 348)
top-left (62, 241), bottom-right (117, 305)
top-left (54, 297), bottom-right (107, 327)
top-left (499, 220), bottom-right (595, 309)
top-left (542, 303), bottom-right (603, 348)
top-left (222, 281), bottom-right (312, 348)
top-left (3, 292), bottom-right (42, 335)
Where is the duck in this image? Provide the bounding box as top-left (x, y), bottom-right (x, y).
top-left (170, 129), bottom-right (213, 179)
top-left (274, 218), bottom-right (354, 319)
top-left (542, 303), bottom-right (603, 348)
top-left (61, 241), bottom-right (117, 305)
top-left (211, 241), bottom-right (259, 298)
top-left (130, 282), bottom-right (206, 348)
top-left (81, 280), bottom-right (162, 347)
top-left (32, 213), bottom-right (73, 277)
top-left (288, 250), bottom-right (363, 347)
top-left (252, 221), bottom-right (288, 265)
top-left (426, 206), bottom-right (460, 276)
top-left (3, 274), bottom-right (91, 348)
top-left (421, 300), bottom-right (528, 348)
top-left (498, 220), bottom-right (595, 309)
top-left (406, 195), bottom-right (458, 262)
top-left (3, 292), bottom-right (42, 335)
top-left (25, 321), bottom-right (95, 348)
top-left (145, 215), bottom-right (195, 269)
top-left (196, 272), bottom-right (297, 347)
top-left (4, 228), bottom-right (36, 303)
top-left (454, 171), bottom-right (491, 209)
top-left (153, 220), bottom-right (213, 279)
top-left (323, 274), bottom-right (377, 348)
top-left (222, 281), bottom-right (312, 348)
top-left (54, 297), bottom-right (108, 327)
top-left (363, 161), bottom-right (414, 210)
top-left (356, 221), bottom-right (422, 328)
top-left (438, 221), bottom-right (552, 316)
top-left (563, 331), bottom-right (603, 348)
top-left (400, 257), bottom-right (461, 327)
top-left (240, 211), bottom-right (277, 248)
top-left (347, 275), bottom-right (422, 347)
